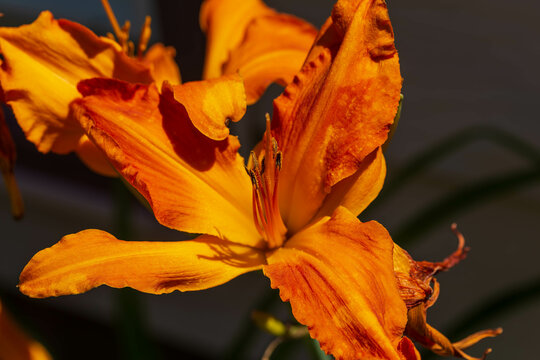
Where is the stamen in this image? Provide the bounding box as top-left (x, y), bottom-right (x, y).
top-left (247, 116), bottom-right (287, 249)
top-left (137, 16), bottom-right (152, 57)
top-left (250, 151), bottom-right (260, 171)
top-left (275, 152), bottom-right (282, 171)
top-left (260, 156), bottom-right (265, 175)
top-left (101, 0), bottom-right (128, 50)
top-left (121, 21), bottom-right (134, 56)
top-left (271, 138), bottom-right (278, 158)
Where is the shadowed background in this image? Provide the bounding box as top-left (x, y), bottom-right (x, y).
top-left (1, 0), bottom-right (539, 359)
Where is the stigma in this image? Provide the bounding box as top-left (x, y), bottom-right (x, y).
top-left (246, 114), bottom-right (286, 249)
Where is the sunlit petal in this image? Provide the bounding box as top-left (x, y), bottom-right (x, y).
top-left (168, 73), bottom-right (246, 140)
top-left (0, 11), bottom-right (153, 154)
top-left (223, 13), bottom-right (317, 104)
top-left (19, 229), bottom-right (265, 298)
top-left (264, 207), bottom-right (407, 360)
top-left (143, 43), bottom-right (182, 86)
top-left (73, 78), bottom-right (260, 246)
top-left (272, 0), bottom-right (401, 232)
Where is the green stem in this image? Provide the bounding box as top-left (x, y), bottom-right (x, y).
top-left (393, 167), bottom-right (540, 246)
top-left (305, 338), bottom-right (332, 360)
top-left (223, 285), bottom-right (281, 360)
top-left (112, 179), bottom-right (156, 360)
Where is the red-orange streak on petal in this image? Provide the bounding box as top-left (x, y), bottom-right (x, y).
top-left (168, 73), bottom-right (246, 141)
top-left (397, 337), bottom-right (421, 360)
top-left (73, 78), bottom-right (260, 247)
top-left (0, 11), bottom-right (152, 156)
top-left (223, 13), bottom-right (317, 104)
top-left (272, 0), bottom-right (401, 233)
top-left (0, 299), bottom-right (52, 360)
top-left (200, 0), bottom-right (273, 79)
top-left (143, 43), bottom-right (182, 86)
top-left (264, 207), bottom-right (407, 360)
top-left (19, 229), bottom-right (265, 298)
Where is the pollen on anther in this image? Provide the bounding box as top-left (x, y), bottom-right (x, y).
top-left (275, 152), bottom-right (282, 171)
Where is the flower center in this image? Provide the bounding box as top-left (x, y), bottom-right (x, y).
top-left (246, 115), bottom-right (287, 249)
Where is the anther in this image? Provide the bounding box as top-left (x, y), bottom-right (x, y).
top-left (275, 152), bottom-right (282, 171)
top-left (260, 157), bottom-right (266, 175)
top-left (271, 138), bottom-right (278, 158)
top-left (245, 166), bottom-right (257, 185)
top-left (137, 16), bottom-right (152, 57)
top-left (250, 151), bottom-right (260, 171)
top-left (249, 171), bottom-right (259, 189)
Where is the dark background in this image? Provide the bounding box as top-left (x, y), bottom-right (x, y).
top-left (1, 0), bottom-right (539, 359)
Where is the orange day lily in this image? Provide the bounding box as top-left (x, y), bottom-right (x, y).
top-left (16, 0), bottom-right (500, 359)
top-left (18, 0), bottom-right (410, 358)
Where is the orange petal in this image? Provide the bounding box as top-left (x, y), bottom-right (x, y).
top-left (143, 43), bottom-right (182, 86)
top-left (0, 11), bottom-right (153, 154)
top-left (272, 0), bottom-right (401, 232)
top-left (200, 0), bottom-right (273, 79)
top-left (223, 13), bottom-right (317, 104)
top-left (168, 73), bottom-right (246, 140)
top-left (264, 207), bottom-right (407, 360)
top-left (75, 135), bottom-right (117, 177)
top-left (73, 78), bottom-right (260, 247)
top-left (0, 299), bottom-right (52, 360)
top-left (393, 226), bottom-right (469, 308)
top-left (0, 106), bottom-right (23, 219)
top-left (393, 227), bottom-right (502, 359)
top-left (19, 229), bottom-right (265, 298)
top-left (315, 147), bottom-right (386, 220)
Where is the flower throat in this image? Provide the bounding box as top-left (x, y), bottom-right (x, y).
top-left (246, 115), bottom-right (287, 249)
